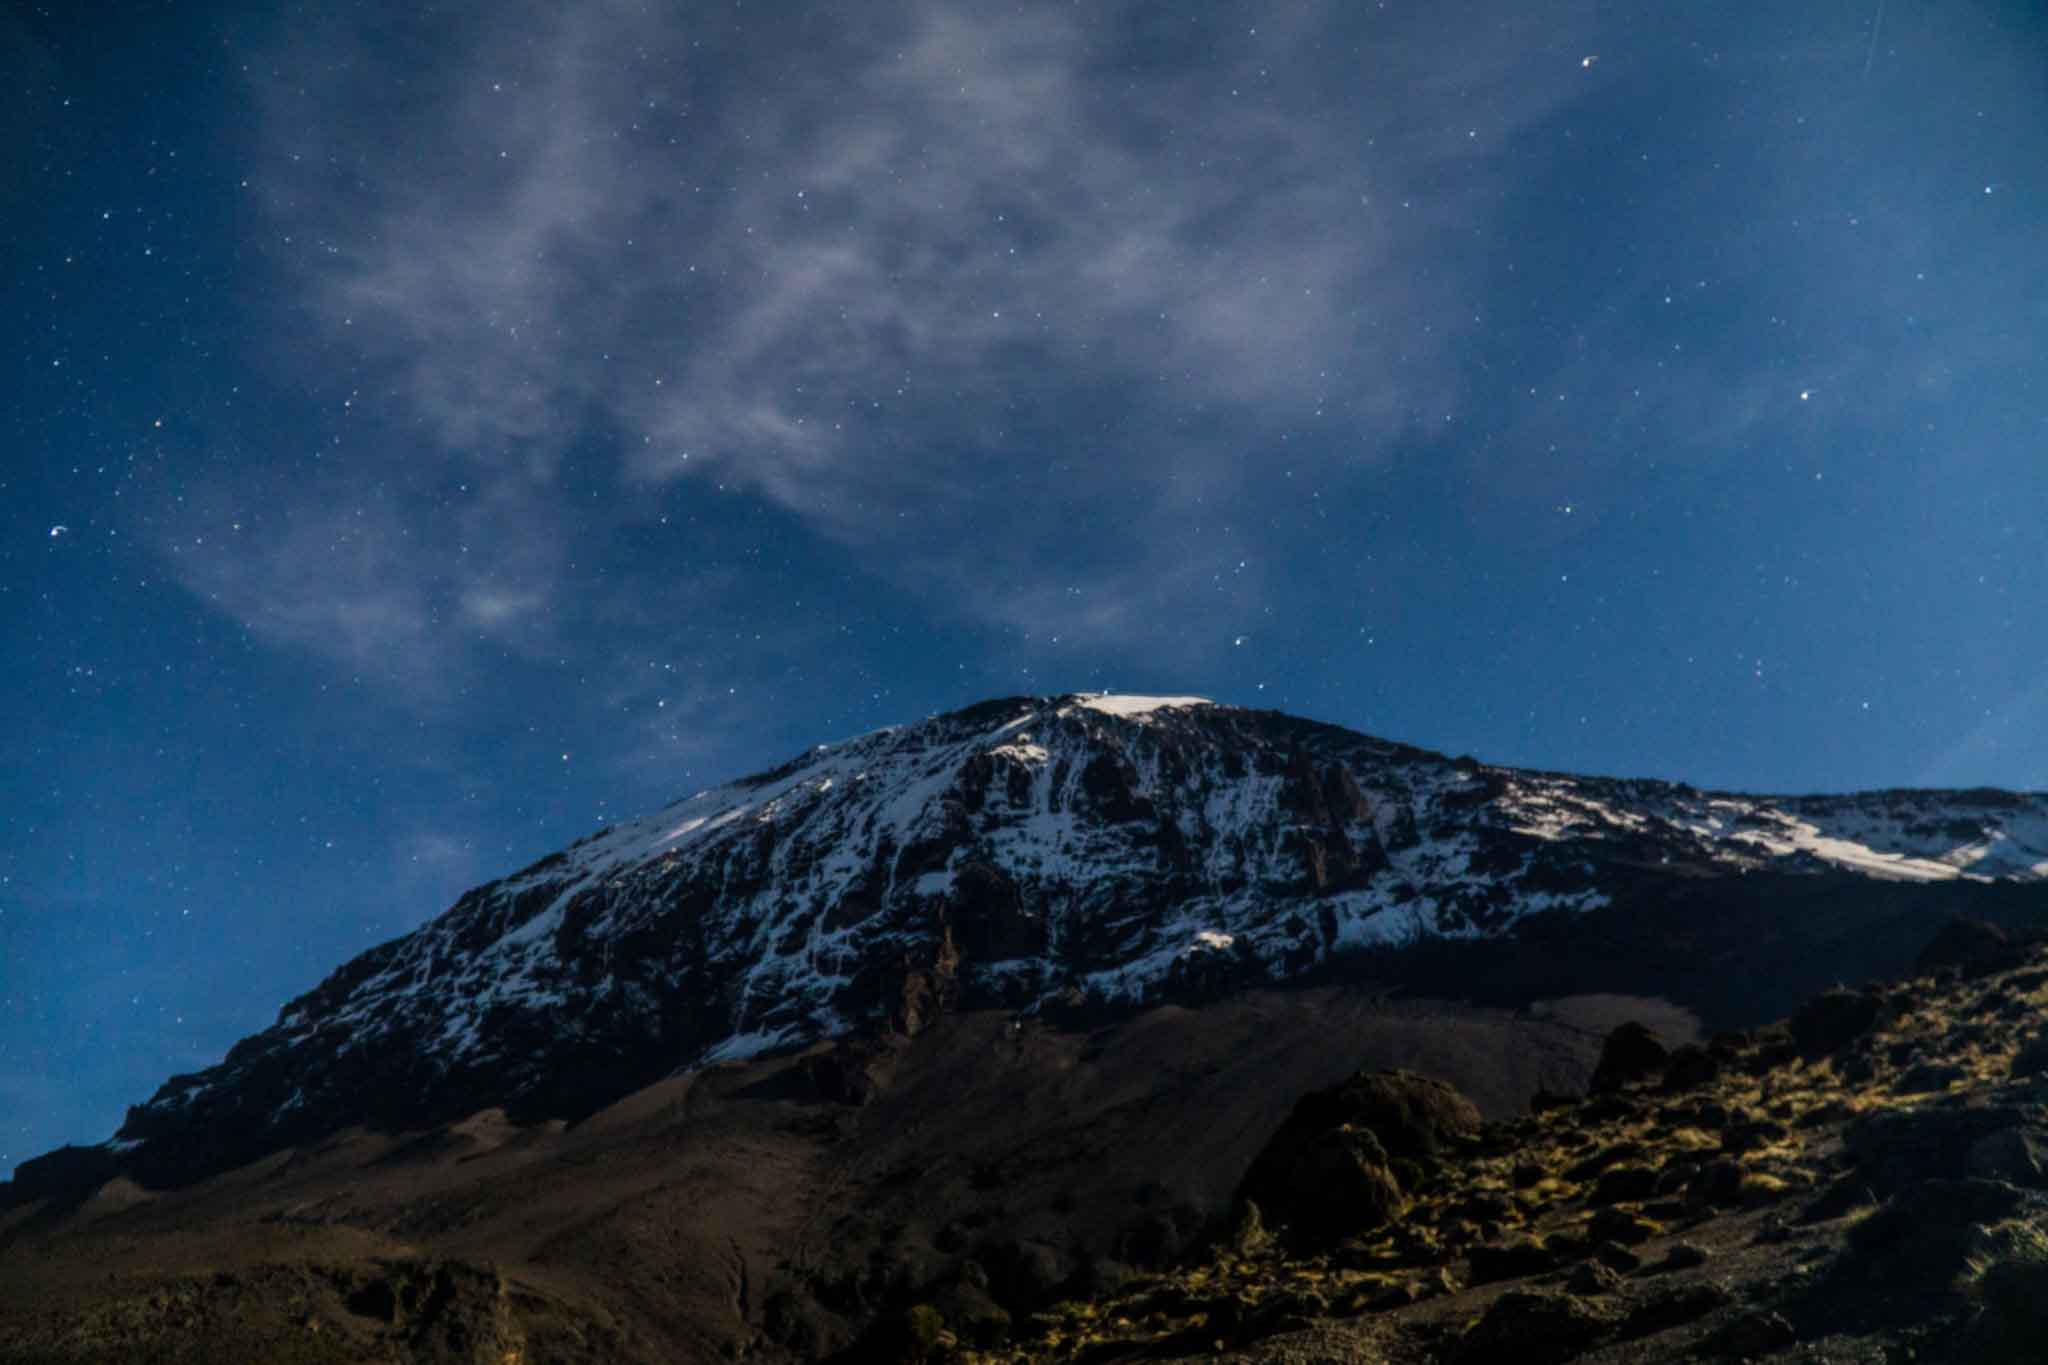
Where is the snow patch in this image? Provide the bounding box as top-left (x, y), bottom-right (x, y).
top-left (1070, 693), bottom-right (1212, 719)
top-left (1734, 825), bottom-right (1965, 882)
top-left (990, 741), bottom-right (1050, 764)
top-left (699, 1026), bottom-right (801, 1065)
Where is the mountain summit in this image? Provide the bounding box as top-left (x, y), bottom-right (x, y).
top-left (12, 695), bottom-right (2048, 1364)
top-left (91, 694), bottom-right (2048, 1185)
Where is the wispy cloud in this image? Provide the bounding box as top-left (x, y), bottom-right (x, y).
top-left (226, 0), bottom-right (1606, 667)
top-left (148, 0), bottom-right (2043, 695)
top-left (156, 458), bottom-right (568, 696)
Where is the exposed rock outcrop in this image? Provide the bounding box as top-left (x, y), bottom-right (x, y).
top-left (1235, 1069), bottom-right (1481, 1247)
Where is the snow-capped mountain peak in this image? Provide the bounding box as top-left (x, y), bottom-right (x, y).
top-left (107, 694), bottom-right (2048, 1185)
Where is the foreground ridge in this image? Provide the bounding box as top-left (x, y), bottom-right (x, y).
top-left (952, 928), bottom-right (2048, 1365)
top-left (7, 920), bottom-right (2048, 1361)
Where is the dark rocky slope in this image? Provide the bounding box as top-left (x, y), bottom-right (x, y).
top-left (7, 922), bottom-right (2048, 1362)
top-left (963, 923), bottom-right (2048, 1365)
top-left (0, 986), bottom-right (1680, 1364)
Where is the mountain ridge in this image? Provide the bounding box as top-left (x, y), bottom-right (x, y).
top-left (20, 693), bottom-right (2048, 1195)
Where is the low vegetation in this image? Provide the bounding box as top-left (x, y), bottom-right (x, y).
top-left (874, 927), bottom-right (2048, 1363)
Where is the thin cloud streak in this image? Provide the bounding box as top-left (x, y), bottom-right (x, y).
top-left (157, 458), bottom-right (569, 696)
top-left (217, 0), bottom-right (2038, 687)
top-left (233, 0), bottom-right (1602, 668)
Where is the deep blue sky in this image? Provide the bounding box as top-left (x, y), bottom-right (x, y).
top-left (4, 0), bottom-right (2045, 1173)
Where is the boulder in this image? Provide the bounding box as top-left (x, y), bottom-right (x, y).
top-left (1586, 1208), bottom-right (1659, 1246)
top-left (977, 1236), bottom-right (1069, 1309)
top-left (1790, 988), bottom-right (1883, 1058)
top-left (1235, 1120), bottom-right (1403, 1248)
top-left (1719, 1118), bottom-right (1790, 1156)
top-left (1968, 1128), bottom-right (2048, 1188)
top-left (1456, 1290), bottom-right (1616, 1364)
top-left (1834, 1179), bottom-right (2032, 1291)
top-left (1656, 1241), bottom-right (1711, 1272)
top-left (1236, 1069), bottom-right (1480, 1247)
top-left (1468, 1236), bottom-right (1563, 1285)
top-left (1686, 1159), bottom-right (1748, 1209)
top-left (1962, 1225), bottom-right (2048, 1363)
top-left (1565, 1141), bottom-right (1646, 1183)
top-left (1916, 916), bottom-right (2023, 979)
top-left (1589, 1023), bottom-right (1669, 1095)
top-left (1845, 1106), bottom-right (2033, 1193)
top-left (1588, 1240), bottom-right (1642, 1272)
top-left (1566, 1260), bottom-right (1623, 1296)
top-left (1589, 1165), bottom-right (1660, 1206)
top-left (1303, 1069), bottom-right (1485, 1162)
top-left (1892, 1059), bottom-right (1967, 1094)
top-left (1712, 1310), bottom-right (1798, 1357)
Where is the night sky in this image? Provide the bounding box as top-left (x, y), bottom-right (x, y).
top-left (5, 0), bottom-right (2045, 1174)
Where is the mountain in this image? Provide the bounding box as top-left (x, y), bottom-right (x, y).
top-left (74, 694), bottom-right (2048, 1189)
top-left (8, 694), bottom-right (2048, 1363)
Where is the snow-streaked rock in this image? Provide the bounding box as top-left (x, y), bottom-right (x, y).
top-left (105, 693), bottom-right (2048, 1185)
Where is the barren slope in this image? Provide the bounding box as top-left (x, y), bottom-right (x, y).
top-left (0, 986), bottom-right (1683, 1363)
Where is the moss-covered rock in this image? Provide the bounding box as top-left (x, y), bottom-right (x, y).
top-left (1235, 1069), bottom-right (1479, 1247)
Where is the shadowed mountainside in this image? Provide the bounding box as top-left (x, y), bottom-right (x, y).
top-left (11, 922), bottom-right (2048, 1361)
top-left (0, 986), bottom-right (1687, 1363)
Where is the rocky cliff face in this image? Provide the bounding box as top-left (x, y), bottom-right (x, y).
top-left (95, 694), bottom-right (2048, 1186)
